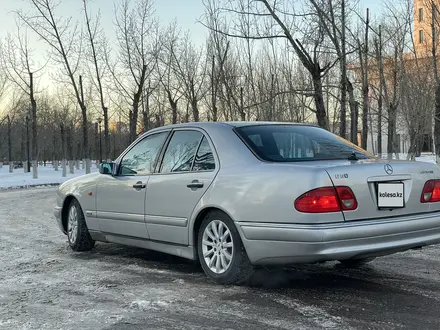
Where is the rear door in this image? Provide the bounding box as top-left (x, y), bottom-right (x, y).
top-left (324, 160), bottom-right (440, 221)
top-left (145, 129), bottom-right (218, 245)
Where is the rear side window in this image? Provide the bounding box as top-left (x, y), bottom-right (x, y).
top-left (235, 125), bottom-right (373, 162)
top-left (160, 131), bottom-right (203, 173)
top-left (193, 137), bottom-right (215, 171)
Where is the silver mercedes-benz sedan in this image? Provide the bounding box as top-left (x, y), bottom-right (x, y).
top-left (54, 122), bottom-right (440, 284)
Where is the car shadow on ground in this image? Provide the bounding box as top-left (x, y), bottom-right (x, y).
top-left (68, 242), bottom-right (395, 291)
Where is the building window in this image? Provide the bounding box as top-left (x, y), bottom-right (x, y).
top-left (419, 8), bottom-right (424, 22)
top-left (419, 30), bottom-right (425, 44)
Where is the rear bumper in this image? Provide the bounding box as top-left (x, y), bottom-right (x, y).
top-left (237, 212), bottom-right (440, 265)
top-left (54, 206), bottom-right (66, 234)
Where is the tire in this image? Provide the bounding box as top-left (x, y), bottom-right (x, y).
top-left (339, 257), bottom-right (375, 268)
top-left (67, 199), bottom-right (95, 251)
top-left (197, 210), bottom-right (254, 285)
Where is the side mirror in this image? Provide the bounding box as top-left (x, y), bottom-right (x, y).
top-left (99, 162), bottom-right (114, 175)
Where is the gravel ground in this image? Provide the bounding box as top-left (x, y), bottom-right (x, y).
top-left (1, 188), bottom-right (440, 330)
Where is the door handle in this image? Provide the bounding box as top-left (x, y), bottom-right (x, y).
top-left (187, 180), bottom-right (204, 189)
top-left (133, 181), bottom-right (146, 189)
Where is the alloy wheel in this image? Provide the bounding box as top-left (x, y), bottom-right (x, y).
top-left (67, 205), bottom-right (78, 244)
top-left (202, 220), bottom-right (234, 274)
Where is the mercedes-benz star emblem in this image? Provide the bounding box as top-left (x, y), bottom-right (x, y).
top-left (384, 164), bottom-right (393, 175)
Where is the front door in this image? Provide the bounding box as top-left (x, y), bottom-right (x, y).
top-left (97, 131), bottom-right (169, 239)
top-left (145, 129), bottom-right (218, 245)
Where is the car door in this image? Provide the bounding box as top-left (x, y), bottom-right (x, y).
top-left (96, 131), bottom-right (169, 239)
top-left (145, 129), bottom-right (218, 245)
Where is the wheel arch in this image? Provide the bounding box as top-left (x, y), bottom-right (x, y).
top-left (191, 206), bottom-right (245, 255)
top-left (61, 195), bottom-right (77, 232)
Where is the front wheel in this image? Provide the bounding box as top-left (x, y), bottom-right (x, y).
top-left (67, 199), bottom-right (95, 251)
top-left (197, 211), bottom-right (253, 285)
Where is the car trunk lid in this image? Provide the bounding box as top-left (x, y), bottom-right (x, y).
top-left (313, 159), bottom-right (440, 221)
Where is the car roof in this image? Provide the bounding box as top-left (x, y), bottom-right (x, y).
top-left (137, 121), bottom-right (319, 141)
top-left (145, 121), bottom-right (316, 131)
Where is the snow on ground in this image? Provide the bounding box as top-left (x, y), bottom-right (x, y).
top-left (377, 153), bottom-right (437, 164)
top-left (414, 155), bottom-right (437, 164)
top-left (0, 162), bottom-right (98, 190)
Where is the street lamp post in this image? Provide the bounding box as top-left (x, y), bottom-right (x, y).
top-left (98, 118), bottom-right (102, 163)
top-left (26, 115), bottom-right (31, 173)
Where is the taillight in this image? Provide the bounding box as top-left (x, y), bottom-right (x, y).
top-left (336, 187), bottom-right (358, 210)
top-left (294, 186), bottom-right (357, 213)
top-left (421, 180), bottom-right (440, 203)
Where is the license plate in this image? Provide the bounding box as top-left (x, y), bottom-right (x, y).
top-left (377, 183), bottom-right (404, 208)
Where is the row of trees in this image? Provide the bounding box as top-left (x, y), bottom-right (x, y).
top-left (0, 0), bottom-right (437, 173)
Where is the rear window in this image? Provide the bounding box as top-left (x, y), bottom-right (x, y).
top-left (235, 125), bottom-right (374, 162)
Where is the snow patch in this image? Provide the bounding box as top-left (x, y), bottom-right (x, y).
top-left (273, 297), bottom-right (345, 329)
top-left (129, 299), bottom-right (171, 310)
top-left (0, 162), bottom-right (98, 190)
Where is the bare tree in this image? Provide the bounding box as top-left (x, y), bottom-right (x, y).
top-left (110, 0), bottom-right (159, 142)
top-left (18, 0), bottom-right (92, 172)
top-left (83, 0), bottom-right (110, 160)
top-left (170, 32), bottom-right (208, 122)
top-left (0, 20), bottom-right (46, 177)
top-left (201, 0), bottom-right (332, 129)
top-left (157, 22), bottom-right (184, 124)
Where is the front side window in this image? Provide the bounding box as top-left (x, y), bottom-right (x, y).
top-left (419, 8), bottom-right (424, 22)
top-left (119, 132), bottom-right (168, 176)
top-left (160, 131), bottom-right (203, 173)
top-left (236, 125), bottom-right (374, 162)
top-left (420, 30), bottom-right (425, 44)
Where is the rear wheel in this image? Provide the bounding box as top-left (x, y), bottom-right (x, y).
top-left (197, 211), bottom-right (253, 285)
top-left (67, 199), bottom-right (95, 251)
top-left (339, 257), bottom-right (375, 268)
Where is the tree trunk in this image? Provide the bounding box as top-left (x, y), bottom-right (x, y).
top-left (167, 90), bottom-right (178, 124)
top-left (387, 104), bottom-right (397, 159)
top-left (312, 74), bottom-right (329, 130)
top-left (339, 0), bottom-right (347, 139)
top-left (130, 64), bottom-right (148, 142)
top-left (60, 124), bottom-right (66, 160)
top-left (435, 83), bottom-right (440, 159)
top-left (361, 88), bottom-right (369, 150)
top-left (142, 87), bottom-right (150, 132)
top-left (377, 95), bottom-right (383, 157)
top-left (30, 72), bottom-right (38, 163)
top-left (340, 75), bottom-right (347, 138)
top-left (347, 80), bottom-right (357, 144)
top-left (239, 87), bottom-right (246, 121)
top-left (66, 126), bottom-right (73, 161)
top-left (211, 55), bottom-right (218, 122)
top-left (190, 80), bottom-right (199, 122)
top-left (130, 94), bottom-right (141, 142)
top-left (7, 115), bottom-right (12, 173)
top-left (79, 75), bottom-right (90, 173)
top-left (103, 107), bottom-right (109, 161)
top-left (191, 98), bottom-right (199, 122)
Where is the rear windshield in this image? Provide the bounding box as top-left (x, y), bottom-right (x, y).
top-left (235, 125), bottom-right (374, 162)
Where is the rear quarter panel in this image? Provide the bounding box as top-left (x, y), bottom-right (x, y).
top-left (188, 163), bottom-right (343, 244)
